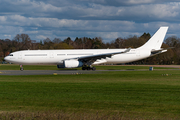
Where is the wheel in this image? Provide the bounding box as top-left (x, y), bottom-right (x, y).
top-left (82, 67), bottom-right (86, 70)
top-left (20, 68), bottom-right (24, 71)
top-left (92, 67), bottom-right (96, 71)
top-left (87, 67), bottom-right (90, 70)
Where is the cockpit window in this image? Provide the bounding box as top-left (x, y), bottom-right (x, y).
top-left (9, 54), bottom-right (13, 56)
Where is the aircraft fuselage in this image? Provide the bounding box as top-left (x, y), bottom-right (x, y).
top-left (5, 49), bottom-right (150, 65)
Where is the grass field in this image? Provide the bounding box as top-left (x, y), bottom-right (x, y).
top-left (0, 65), bottom-right (180, 119)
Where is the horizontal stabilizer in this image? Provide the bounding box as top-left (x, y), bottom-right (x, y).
top-left (151, 47), bottom-right (173, 56)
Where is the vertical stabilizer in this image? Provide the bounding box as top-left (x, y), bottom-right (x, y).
top-left (138, 27), bottom-right (168, 50)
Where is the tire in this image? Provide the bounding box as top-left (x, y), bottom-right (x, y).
top-left (87, 67), bottom-right (90, 70)
top-left (82, 67), bottom-right (86, 70)
top-left (92, 67), bottom-right (96, 71)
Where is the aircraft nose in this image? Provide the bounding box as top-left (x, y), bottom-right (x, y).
top-left (4, 56), bottom-right (9, 61)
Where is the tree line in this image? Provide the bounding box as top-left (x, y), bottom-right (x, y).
top-left (0, 33), bottom-right (180, 64)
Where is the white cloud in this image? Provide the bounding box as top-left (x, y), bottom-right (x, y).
top-left (128, 0), bottom-right (155, 4)
top-left (149, 4), bottom-right (179, 18)
top-left (0, 25), bottom-right (24, 39)
top-left (77, 0), bottom-right (180, 6)
top-left (9, 15), bottom-right (27, 23)
top-left (30, 1), bottom-right (62, 12)
top-left (0, 16), bottom-right (7, 22)
top-left (4, 34), bottom-right (11, 39)
top-left (36, 35), bottom-right (47, 40)
top-left (1, 0), bottom-right (180, 42)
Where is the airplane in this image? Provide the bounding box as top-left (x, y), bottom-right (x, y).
top-left (4, 27), bottom-right (169, 71)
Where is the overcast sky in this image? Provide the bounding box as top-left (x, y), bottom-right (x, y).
top-left (0, 0), bottom-right (180, 42)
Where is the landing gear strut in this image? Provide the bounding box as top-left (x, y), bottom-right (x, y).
top-left (20, 64), bottom-right (24, 71)
top-left (82, 65), bottom-right (96, 71)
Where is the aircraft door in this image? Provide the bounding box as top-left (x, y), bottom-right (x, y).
top-left (18, 53), bottom-right (22, 59)
top-left (136, 50), bottom-right (140, 57)
top-left (50, 52), bottom-right (54, 58)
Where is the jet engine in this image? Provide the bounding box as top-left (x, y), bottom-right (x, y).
top-left (57, 60), bottom-right (83, 68)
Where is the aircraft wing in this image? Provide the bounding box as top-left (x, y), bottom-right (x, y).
top-left (75, 48), bottom-right (131, 63)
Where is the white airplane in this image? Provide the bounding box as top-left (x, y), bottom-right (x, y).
top-left (5, 27), bottom-right (169, 71)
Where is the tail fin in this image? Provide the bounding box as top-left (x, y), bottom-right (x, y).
top-left (138, 27), bottom-right (168, 50)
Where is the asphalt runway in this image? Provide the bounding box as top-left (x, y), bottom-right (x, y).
top-left (1, 68), bottom-right (179, 75)
top-left (0, 70), bottom-right (100, 75)
top-left (0, 69), bottom-right (143, 75)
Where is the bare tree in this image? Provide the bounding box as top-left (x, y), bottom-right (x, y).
top-left (13, 34), bottom-right (32, 50)
top-left (53, 38), bottom-right (62, 44)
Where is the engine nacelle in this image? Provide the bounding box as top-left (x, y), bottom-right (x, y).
top-left (57, 64), bottom-right (65, 68)
top-left (57, 60), bottom-right (83, 68)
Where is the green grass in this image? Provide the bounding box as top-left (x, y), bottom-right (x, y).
top-left (1, 66), bottom-right (180, 119)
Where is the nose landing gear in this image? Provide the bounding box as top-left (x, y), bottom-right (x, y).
top-left (20, 64), bottom-right (24, 71)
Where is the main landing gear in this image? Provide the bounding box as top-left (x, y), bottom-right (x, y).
top-left (20, 64), bottom-right (24, 71)
top-left (82, 65), bottom-right (96, 71)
